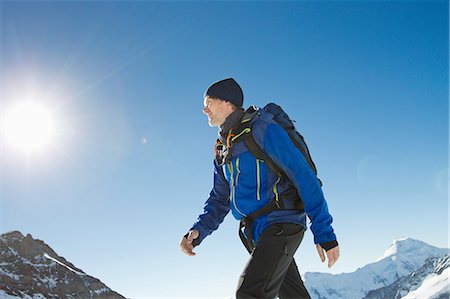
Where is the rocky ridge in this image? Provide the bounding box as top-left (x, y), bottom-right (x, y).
top-left (0, 231), bottom-right (125, 299)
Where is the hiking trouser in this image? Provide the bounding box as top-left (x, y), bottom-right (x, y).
top-left (236, 223), bottom-right (311, 299)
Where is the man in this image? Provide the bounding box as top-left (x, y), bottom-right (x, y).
top-left (180, 78), bottom-right (340, 299)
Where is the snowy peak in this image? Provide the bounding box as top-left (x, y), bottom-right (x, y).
top-left (377, 237), bottom-right (444, 262)
top-left (0, 231), bottom-right (124, 299)
top-left (370, 237), bottom-right (449, 281)
top-left (305, 238), bottom-right (449, 299)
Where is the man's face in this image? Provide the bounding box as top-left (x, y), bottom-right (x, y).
top-left (203, 96), bottom-right (233, 127)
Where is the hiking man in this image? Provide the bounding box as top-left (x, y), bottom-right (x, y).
top-left (180, 78), bottom-right (340, 299)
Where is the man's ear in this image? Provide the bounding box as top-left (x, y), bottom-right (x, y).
top-left (226, 101), bottom-right (238, 112)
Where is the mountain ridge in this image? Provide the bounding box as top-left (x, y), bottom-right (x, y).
top-left (0, 231), bottom-right (125, 299)
top-left (2, 231), bottom-right (448, 299)
top-left (363, 255), bottom-right (450, 299)
top-left (304, 237), bottom-right (449, 299)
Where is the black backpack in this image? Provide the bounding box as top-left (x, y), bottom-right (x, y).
top-left (231, 103), bottom-right (321, 249)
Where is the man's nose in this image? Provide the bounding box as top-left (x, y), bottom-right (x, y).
top-left (203, 107), bottom-right (209, 114)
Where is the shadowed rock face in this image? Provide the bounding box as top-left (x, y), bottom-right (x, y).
top-left (363, 255), bottom-right (450, 299)
top-left (0, 231), bottom-right (125, 299)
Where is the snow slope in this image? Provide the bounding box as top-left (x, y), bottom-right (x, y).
top-left (401, 256), bottom-right (449, 299)
top-left (304, 238), bottom-right (449, 299)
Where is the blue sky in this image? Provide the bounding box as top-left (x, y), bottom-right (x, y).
top-left (1, 1), bottom-right (448, 298)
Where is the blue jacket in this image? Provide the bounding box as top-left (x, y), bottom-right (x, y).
top-left (192, 111), bottom-right (336, 245)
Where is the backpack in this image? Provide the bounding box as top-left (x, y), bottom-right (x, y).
top-left (239, 103), bottom-right (322, 186)
top-left (230, 103), bottom-right (321, 249)
top-left (233, 103), bottom-right (322, 187)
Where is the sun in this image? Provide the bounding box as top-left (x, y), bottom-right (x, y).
top-left (2, 102), bottom-right (57, 153)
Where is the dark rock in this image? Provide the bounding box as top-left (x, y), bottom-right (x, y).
top-left (0, 231), bottom-right (125, 299)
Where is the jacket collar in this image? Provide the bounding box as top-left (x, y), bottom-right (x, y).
top-left (218, 108), bottom-right (245, 143)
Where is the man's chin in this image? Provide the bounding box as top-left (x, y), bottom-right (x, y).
top-left (208, 119), bottom-right (218, 127)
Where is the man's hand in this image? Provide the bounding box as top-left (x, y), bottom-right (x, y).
top-left (316, 244), bottom-right (340, 268)
top-left (180, 230), bottom-right (200, 256)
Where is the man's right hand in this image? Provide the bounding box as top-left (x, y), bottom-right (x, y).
top-left (180, 230), bottom-right (199, 256)
top-left (316, 244), bottom-right (340, 268)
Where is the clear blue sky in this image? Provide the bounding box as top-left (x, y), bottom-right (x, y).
top-left (1, 1), bottom-right (448, 298)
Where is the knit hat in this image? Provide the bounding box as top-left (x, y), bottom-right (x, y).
top-left (204, 78), bottom-right (244, 107)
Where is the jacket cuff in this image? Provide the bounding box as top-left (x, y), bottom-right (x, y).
top-left (320, 240), bottom-right (338, 251)
top-left (184, 232), bottom-right (201, 247)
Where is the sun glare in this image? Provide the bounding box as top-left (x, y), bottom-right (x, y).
top-left (2, 102), bottom-right (57, 153)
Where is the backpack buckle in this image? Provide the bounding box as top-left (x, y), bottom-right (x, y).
top-left (215, 139), bottom-right (232, 166)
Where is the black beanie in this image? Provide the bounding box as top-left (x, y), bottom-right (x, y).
top-left (204, 78), bottom-right (244, 107)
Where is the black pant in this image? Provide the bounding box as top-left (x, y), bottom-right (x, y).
top-left (236, 223), bottom-right (311, 299)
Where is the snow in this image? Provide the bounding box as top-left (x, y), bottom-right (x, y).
top-left (6, 246), bottom-right (19, 256)
top-left (36, 276), bottom-right (57, 288)
top-left (378, 237), bottom-right (409, 261)
top-left (305, 238), bottom-right (449, 299)
top-left (43, 253), bottom-right (86, 276)
top-left (376, 238), bottom-right (445, 263)
top-left (0, 268), bottom-right (21, 280)
top-left (21, 258), bottom-right (48, 268)
top-left (401, 267), bottom-right (449, 299)
top-left (0, 290), bottom-right (22, 299)
top-left (0, 291), bottom-right (48, 299)
top-left (93, 287), bottom-right (110, 295)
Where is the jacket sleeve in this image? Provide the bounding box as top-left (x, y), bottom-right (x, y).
top-left (190, 159), bottom-right (230, 246)
top-left (260, 123), bottom-right (337, 245)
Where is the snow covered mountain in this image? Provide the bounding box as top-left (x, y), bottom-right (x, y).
top-left (304, 238), bottom-right (449, 299)
top-left (0, 231), bottom-right (124, 299)
top-left (364, 255), bottom-right (449, 299)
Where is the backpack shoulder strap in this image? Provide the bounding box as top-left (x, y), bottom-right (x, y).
top-left (242, 130), bottom-right (283, 177)
top-left (231, 106), bottom-right (283, 176)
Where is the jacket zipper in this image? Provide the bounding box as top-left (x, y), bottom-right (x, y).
top-left (228, 161), bottom-right (246, 217)
top-left (236, 157), bottom-right (241, 186)
top-left (256, 159), bottom-right (261, 200)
